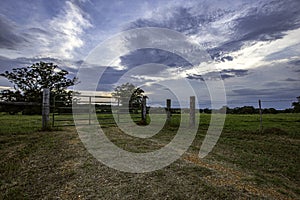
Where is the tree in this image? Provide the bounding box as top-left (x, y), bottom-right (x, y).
top-left (263, 108), bottom-right (278, 114)
top-left (111, 83), bottom-right (146, 113)
top-left (292, 96), bottom-right (300, 113)
top-left (0, 62), bottom-right (77, 114)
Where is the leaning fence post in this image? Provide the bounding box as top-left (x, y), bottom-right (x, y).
top-left (259, 99), bottom-right (263, 133)
top-left (141, 96), bottom-right (147, 123)
top-left (42, 88), bottom-right (50, 130)
top-left (190, 96), bottom-right (195, 127)
top-left (166, 99), bottom-right (171, 124)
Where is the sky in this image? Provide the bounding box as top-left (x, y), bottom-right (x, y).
top-left (0, 0), bottom-right (299, 109)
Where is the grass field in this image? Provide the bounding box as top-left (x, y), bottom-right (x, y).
top-left (0, 113), bottom-right (299, 199)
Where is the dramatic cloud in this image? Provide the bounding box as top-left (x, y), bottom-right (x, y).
top-left (48, 1), bottom-right (92, 59)
top-left (284, 78), bottom-right (299, 82)
top-left (0, 15), bottom-right (28, 49)
top-left (0, 1), bottom-right (92, 60)
top-left (186, 69), bottom-right (248, 81)
top-left (0, 0), bottom-right (299, 108)
top-left (129, 0), bottom-right (300, 50)
top-left (120, 49), bottom-right (191, 68)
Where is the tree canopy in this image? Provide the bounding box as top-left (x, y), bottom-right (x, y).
top-left (111, 83), bottom-right (146, 113)
top-left (0, 62), bottom-right (77, 114)
top-left (292, 96), bottom-right (300, 113)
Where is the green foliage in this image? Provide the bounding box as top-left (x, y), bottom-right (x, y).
top-left (1, 62), bottom-right (76, 95)
top-left (111, 82), bottom-right (146, 113)
top-left (292, 96), bottom-right (300, 113)
top-left (0, 62), bottom-right (77, 114)
top-left (0, 90), bottom-right (25, 102)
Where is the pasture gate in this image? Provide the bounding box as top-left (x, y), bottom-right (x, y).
top-left (52, 94), bottom-right (145, 127)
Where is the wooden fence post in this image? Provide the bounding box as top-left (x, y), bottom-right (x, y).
top-left (166, 99), bottom-right (171, 124)
top-left (190, 96), bottom-right (195, 127)
top-left (52, 95), bottom-right (55, 127)
top-left (117, 98), bottom-right (120, 123)
top-left (259, 99), bottom-right (263, 133)
top-left (89, 96), bottom-right (92, 125)
top-left (42, 88), bottom-right (50, 130)
top-left (141, 96), bottom-right (147, 123)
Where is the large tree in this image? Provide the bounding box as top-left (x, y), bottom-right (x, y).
top-left (111, 83), bottom-right (146, 113)
top-left (292, 96), bottom-right (300, 113)
top-left (0, 62), bottom-right (77, 114)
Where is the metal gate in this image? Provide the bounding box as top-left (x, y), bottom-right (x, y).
top-left (52, 94), bottom-right (143, 127)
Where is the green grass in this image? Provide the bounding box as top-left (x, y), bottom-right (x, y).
top-left (0, 113), bottom-right (42, 134)
top-left (222, 113), bottom-right (300, 137)
top-left (200, 113), bottom-right (300, 197)
top-left (2, 112), bottom-right (299, 136)
top-left (0, 112), bottom-right (299, 199)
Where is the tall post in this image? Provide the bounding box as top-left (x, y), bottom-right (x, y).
top-left (117, 98), bottom-right (120, 123)
top-left (52, 95), bottom-right (55, 127)
top-left (259, 99), bottom-right (263, 133)
top-left (141, 96), bottom-right (147, 123)
top-left (42, 88), bottom-right (50, 130)
top-left (89, 96), bottom-right (92, 125)
top-left (166, 99), bottom-right (171, 124)
top-left (190, 96), bottom-right (195, 128)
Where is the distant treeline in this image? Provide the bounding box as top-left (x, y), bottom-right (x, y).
top-left (0, 104), bottom-right (298, 115)
top-left (0, 104), bottom-right (41, 115)
top-left (199, 106), bottom-right (296, 114)
top-left (162, 106), bottom-right (297, 114)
